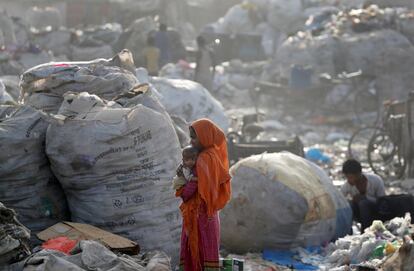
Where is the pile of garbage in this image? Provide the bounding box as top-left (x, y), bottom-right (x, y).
top-left (0, 202), bottom-right (172, 270)
top-left (0, 11), bottom-right (59, 76)
top-left (214, 60), bottom-right (266, 109)
top-left (265, 5), bottom-right (414, 101)
top-left (298, 216), bottom-right (414, 270)
top-left (0, 9), bottom-right (186, 77)
top-left (0, 49), bottom-right (231, 268)
top-left (307, 4), bottom-right (414, 43)
top-left (10, 240), bottom-right (171, 271)
top-left (0, 202), bottom-right (31, 266)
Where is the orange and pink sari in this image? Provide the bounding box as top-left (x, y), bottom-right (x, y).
top-left (176, 119), bottom-right (231, 271)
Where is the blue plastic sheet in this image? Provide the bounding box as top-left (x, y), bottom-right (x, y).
top-left (263, 249), bottom-right (319, 270)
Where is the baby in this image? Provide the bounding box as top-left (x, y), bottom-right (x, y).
top-left (173, 146), bottom-right (199, 190)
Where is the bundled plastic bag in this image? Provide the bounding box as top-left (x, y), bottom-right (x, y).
top-left (20, 50), bottom-right (139, 113)
top-left (150, 77), bottom-right (229, 131)
top-left (221, 152), bottom-right (352, 253)
top-left (0, 106), bottom-right (69, 235)
top-left (46, 91), bottom-right (181, 258)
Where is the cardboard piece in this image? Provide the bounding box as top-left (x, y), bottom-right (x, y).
top-left (37, 221), bottom-right (139, 255)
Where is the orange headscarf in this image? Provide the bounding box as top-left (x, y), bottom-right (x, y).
top-left (191, 118), bottom-right (232, 217)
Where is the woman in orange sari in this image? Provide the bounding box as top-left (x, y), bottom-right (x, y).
top-left (176, 118), bottom-right (232, 271)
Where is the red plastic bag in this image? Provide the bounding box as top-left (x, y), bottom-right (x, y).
top-left (41, 236), bottom-right (78, 255)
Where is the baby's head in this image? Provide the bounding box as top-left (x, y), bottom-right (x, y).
top-left (182, 145), bottom-right (199, 169)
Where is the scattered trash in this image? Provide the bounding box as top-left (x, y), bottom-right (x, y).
top-left (41, 237), bottom-right (77, 255)
top-left (38, 222), bottom-right (139, 255)
top-left (0, 202), bottom-right (31, 265)
top-left (19, 240), bottom-right (172, 271)
top-left (305, 147), bottom-right (332, 164)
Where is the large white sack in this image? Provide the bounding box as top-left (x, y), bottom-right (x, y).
top-left (33, 30), bottom-right (72, 57)
top-left (70, 45), bottom-right (114, 61)
top-left (214, 4), bottom-right (255, 34)
top-left (341, 29), bottom-right (414, 77)
top-left (267, 0), bottom-right (303, 33)
top-left (46, 92), bottom-right (182, 258)
top-left (341, 29), bottom-right (414, 99)
top-left (273, 33), bottom-right (337, 80)
top-left (18, 51), bottom-right (56, 70)
top-left (0, 106), bottom-right (69, 234)
top-left (20, 50), bottom-right (139, 113)
top-left (0, 11), bottom-right (17, 47)
top-left (221, 152), bottom-right (352, 253)
top-left (26, 6), bottom-right (62, 31)
top-left (399, 16), bottom-right (414, 45)
top-left (150, 77), bottom-right (229, 131)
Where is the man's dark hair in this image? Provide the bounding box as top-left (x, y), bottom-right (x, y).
top-left (182, 145), bottom-right (198, 157)
top-left (342, 159), bottom-right (362, 174)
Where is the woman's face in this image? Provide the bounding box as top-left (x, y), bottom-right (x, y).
top-left (190, 127), bottom-right (203, 150)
